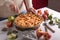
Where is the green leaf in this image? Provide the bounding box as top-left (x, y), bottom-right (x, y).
top-left (49, 20), bottom-right (53, 24)
top-left (7, 32), bottom-right (12, 35)
top-left (1, 28), bottom-right (8, 32)
top-left (48, 15), bottom-right (52, 20)
top-left (12, 30), bottom-right (18, 33)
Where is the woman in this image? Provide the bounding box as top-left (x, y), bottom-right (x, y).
top-left (0, 0), bottom-right (51, 40)
top-left (0, 0), bottom-right (35, 18)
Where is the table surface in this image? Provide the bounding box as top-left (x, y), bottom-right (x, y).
top-left (38, 7), bottom-right (60, 40)
top-left (0, 7), bottom-right (60, 40)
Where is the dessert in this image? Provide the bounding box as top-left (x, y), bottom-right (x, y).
top-left (14, 12), bottom-right (43, 30)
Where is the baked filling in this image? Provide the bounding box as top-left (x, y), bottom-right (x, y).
top-left (14, 12), bottom-right (43, 28)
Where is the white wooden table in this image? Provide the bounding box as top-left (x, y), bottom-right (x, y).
top-left (0, 7), bottom-right (60, 40)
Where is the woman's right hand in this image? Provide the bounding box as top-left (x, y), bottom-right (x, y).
top-left (27, 8), bottom-right (36, 14)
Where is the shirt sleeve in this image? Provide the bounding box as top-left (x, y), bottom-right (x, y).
top-left (24, 0), bottom-right (33, 9)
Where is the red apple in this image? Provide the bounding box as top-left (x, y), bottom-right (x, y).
top-left (37, 10), bottom-right (42, 15)
top-left (44, 10), bottom-right (48, 15)
top-left (42, 14), bottom-right (48, 20)
top-left (36, 29), bottom-right (44, 38)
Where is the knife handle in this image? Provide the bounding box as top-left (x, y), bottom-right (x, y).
top-left (44, 23), bottom-right (55, 33)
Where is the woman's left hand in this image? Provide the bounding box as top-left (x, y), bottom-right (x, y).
top-left (9, 4), bottom-right (20, 14)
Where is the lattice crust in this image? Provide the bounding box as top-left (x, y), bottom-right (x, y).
top-left (14, 12), bottom-right (43, 28)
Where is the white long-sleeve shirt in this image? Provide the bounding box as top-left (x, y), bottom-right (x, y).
top-left (0, 0), bottom-right (33, 18)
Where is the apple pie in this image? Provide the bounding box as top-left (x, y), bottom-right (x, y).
top-left (14, 12), bottom-right (43, 29)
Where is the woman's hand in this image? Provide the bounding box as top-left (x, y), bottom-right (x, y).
top-left (27, 8), bottom-right (36, 14)
top-left (9, 4), bottom-right (20, 14)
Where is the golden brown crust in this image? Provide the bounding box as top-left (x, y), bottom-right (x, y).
top-left (14, 12), bottom-right (43, 28)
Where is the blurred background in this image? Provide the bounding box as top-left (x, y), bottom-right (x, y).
top-left (33, 0), bottom-right (60, 12)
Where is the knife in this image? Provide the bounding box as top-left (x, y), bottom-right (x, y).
top-left (43, 23), bottom-right (55, 33)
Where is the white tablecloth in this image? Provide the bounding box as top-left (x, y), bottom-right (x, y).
top-left (39, 7), bottom-right (60, 40)
top-left (0, 7), bottom-right (60, 40)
